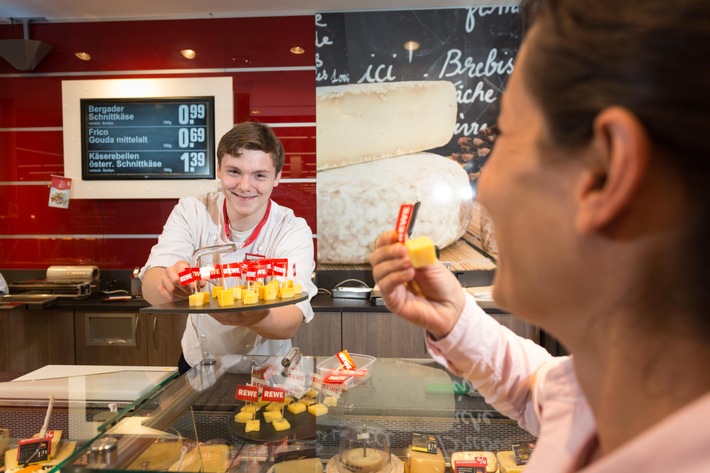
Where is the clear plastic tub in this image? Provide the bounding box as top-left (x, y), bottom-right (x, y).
top-left (317, 353), bottom-right (376, 388)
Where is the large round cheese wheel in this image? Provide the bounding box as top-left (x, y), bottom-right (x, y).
top-left (316, 153), bottom-right (473, 264)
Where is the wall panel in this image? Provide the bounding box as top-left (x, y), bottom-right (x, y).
top-left (0, 16), bottom-right (316, 270)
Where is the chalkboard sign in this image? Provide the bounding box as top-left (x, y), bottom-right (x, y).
top-left (316, 6), bottom-right (521, 169)
top-left (80, 97), bottom-right (215, 180)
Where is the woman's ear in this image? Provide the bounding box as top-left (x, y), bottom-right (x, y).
top-left (575, 106), bottom-right (651, 235)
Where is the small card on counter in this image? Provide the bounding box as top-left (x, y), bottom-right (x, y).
top-left (411, 432), bottom-right (438, 454)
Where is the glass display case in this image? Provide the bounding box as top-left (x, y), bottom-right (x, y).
top-left (47, 354), bottom-right (535, 473)
top-left (0, 366), bottom-right (176, 472)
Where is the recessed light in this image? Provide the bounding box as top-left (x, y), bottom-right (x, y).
top-left (181, 49), bottom-right (196, 59)
top-left (403, 41), bottom-right (420, 52)
top-left (290, 46), bottom-right (305, 55)
top-left (75, 52), bottom-right (91, 61)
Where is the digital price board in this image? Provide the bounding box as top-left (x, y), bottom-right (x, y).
top-left (80, 97), bottom-right (215, 180)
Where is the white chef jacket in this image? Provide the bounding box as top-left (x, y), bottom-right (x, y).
top-left (140, 191), bottom-right (317, 370)
top-left (426, 292), bottom-right (710, 472)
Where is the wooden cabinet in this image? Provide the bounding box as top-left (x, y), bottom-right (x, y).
top-left (292, 311), bottom-right (341, 356)
top-left (74, 311), bottom-right (186, 366)
top-left (145, 313), bottom-right (187, 366)
top-left (0, 309), bottom-right (75, 372)
top-left (342, 311), bottom-right (429, 358)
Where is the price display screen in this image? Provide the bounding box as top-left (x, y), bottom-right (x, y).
top-left (80, 97), bottom-right (216, 180)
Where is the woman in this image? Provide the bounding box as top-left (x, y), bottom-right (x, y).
top-left (370, 0), bottom-right (710, 470)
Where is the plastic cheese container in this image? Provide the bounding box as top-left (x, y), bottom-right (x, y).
top-left (316, 354), bottom-right (375, 388)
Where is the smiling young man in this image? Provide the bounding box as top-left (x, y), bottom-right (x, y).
top-left (140, 121), bottom-right (317, 374)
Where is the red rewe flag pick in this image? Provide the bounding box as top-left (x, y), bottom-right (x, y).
top-left (261, 387), bottom-right (286, 403)
top-left (395, 203), bottom-right (415, 243)
top-left (235, 384), bottom-right (259, 402)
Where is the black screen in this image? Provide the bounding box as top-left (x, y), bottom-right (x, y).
top-left (80, 96), bottom-right (216, 180)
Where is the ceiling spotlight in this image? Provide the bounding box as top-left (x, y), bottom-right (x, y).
top-left (181, 49), bottom-right (196, 59)
top-left (290, 46), bottom-right (305, 55)
top-left (75, 52), bottom-right (91, 61)
top-left (403, 41), bottom-right (420, 52)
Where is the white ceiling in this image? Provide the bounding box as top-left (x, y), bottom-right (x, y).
top-left (1, 0), bottom-right (514, 24)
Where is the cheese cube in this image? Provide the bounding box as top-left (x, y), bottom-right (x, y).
top-left (263, 410), bottom-right (283, 423)
top-left (497, 451), bottom-right (526, 473)
top-left (405, 236), bottom-right (437, 268)
top-left (287, 402), bottom-right (307, 415)
top-left (285, 279), bottom-right (294, 288)
top-left (217, 290), bottom-right (234, 307)
top-left (278, 286), bottom-right (295, 299)
top-left (409, 447), bottom-right (445, 473)
top-left (211, 285), bottom-right (224, 298)
top-left (323, 396), bottom-right (338, 407)
top-left (272, 419), bottom-right (291, 432)
top-left (240, 404), bottom-right (258, 414)
top-left (245, 420), bottom-right (261, 433)
top-left (300, 397), bottom-right (316, 406)
top-left (230, 287), bottom-right (242, 300)
top-left (263, 284), bottom-right (278, 301)
top-left (234, 411), bottom-right (253, 423)
top-left (201, 291), bottom-right (211, 303)
top-left (304, 388), bottom-right (319, 398)
top-left (189, 293), bottom-right (204, 307)
top-left (307, 403), bottom-right (328, 416)
top-left (293, 283), bottom-right (302, 295)
top-left (265, 402), bottom-right (284, 412)
top-left (242, 291), bottom-right (258, 305)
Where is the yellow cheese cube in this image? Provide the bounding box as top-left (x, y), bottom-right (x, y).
top-left (230, 287), bottom-right (242, 300)
top-left (201, 291), bottom-right (211, 303)
top-left (240, 404), bottom-right (258, 414)
top-left (410, 447), bottom-right (445, 473)
top-left (287, 402), bottom-right (307, 414)
top-left (497, 451), bottom-right (526, 473)
top-left (245, 420), bottom-right (261, 433)
top-left (323, 396), bottom-right (338, 407)
top-left (263, 284), bottom-right (278, 301)
top-left (293, 283), bottom-right (302, 295)
top-left (211, 285), bottom-right (224, 298)
top-left (405, 236), bottom-right (437, 268)
top-left (242, 291), bottom-right (258, 305)
top-left (256, 398), bottom-right (270, 408)
top-left (285, 279), bottom-right (294, 288)
top-left (304, 388), bottom-right (319, 398)
top-left (307, 403), bottom-right (328, 416)
top-left (234, 411), bottom-right (254, 423)
top-left (278, 286), bottom-right (295, 299)
top-left (217, 290), bottom-right (234, 306)
top-left (263, 410), bottom-right (283, 423)
top-left (272, 419), bottom-right (291, 432)
top-left (189, 293), bottom-right (204, 307)
top-left (265, 402), bottom-right (284, 412)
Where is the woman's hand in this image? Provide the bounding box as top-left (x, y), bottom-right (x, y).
top-left (369, 230), bottom-right (465, 340)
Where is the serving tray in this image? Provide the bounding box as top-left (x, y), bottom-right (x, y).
top-left (140, 294), bottom-right (308, 314)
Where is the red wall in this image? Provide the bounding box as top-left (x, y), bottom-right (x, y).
top-left (0, 16), bottom-right (316, 270)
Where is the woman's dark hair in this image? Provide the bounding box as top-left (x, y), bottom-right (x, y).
top-left (217, 121), bottom-right (285, 173)
top-left (521, 0), bottom-right (710, 335)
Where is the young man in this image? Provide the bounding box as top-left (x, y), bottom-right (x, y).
top-left (140, 121), bottom-right (316, 373)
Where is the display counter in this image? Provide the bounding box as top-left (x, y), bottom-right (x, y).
top-left (0, 365), bottom-right (177, 471)
top-left (2, 355), bottom-right (536, 473)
